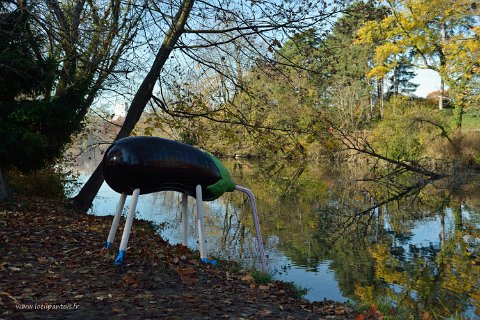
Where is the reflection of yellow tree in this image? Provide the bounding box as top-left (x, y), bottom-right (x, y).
top-left (359, 217), bottom-right (480, 318)
top-left (440, 223), bottom-right (480, 316)
top-left (212, 159), bottom-right (480, 315)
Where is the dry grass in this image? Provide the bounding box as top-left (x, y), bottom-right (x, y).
top-left (425, 130), bottom-right (480, 168)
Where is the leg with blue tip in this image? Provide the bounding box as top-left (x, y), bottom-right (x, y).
top-left (235, 185), bottom-right (268, 272)
top-left (195, 185), bottom-right (207, 261)
top-left (115, 188), bottom-right (140, 265)
top-left (106, 193), bottom-right (127, 249)
top-left (181, 193), bottom-right (188, 246)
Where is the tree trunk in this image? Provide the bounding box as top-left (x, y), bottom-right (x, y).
top-left (378, 77), bottom-right (384, 118)
top-left (0, 168), bottom-right (8, 202)
top-left (440, 209), bottom-right (445, 245)
top-left (368, 78), bottom-right (374, 121)
top-left (439, 78), bottom-right (444, 110)
top-left (392, 62), bottom-right (398, 97)
top-left (72, 0), bottom-right (195, 212)
top-left (454, 104), bottom-right (464, 130)
top-left (439, 22), bottom-right (446, 111)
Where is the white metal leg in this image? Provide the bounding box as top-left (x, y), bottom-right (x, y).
top-left (181, 193), bottom-right (188, 246)
top-left (115, 188), bottom-right (140, 265)
top-left (195, 185), bottom-right (207, 260)
top-left (235, 185), bottom-right (268, 272)
top-left (106, 193), bottom-right (127, 249)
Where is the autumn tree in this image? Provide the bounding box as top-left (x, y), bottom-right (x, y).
top-left (356, 0), bottom-right (480, 127)
top-left (73, 0), bottom-right (349, 211)
top-left (273, 1), bottom-right (390, 126)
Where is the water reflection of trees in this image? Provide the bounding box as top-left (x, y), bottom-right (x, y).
top-left (360, 207), bottom-right (480, 318)
top-left (137, 158), bottom-right (479, 317)
top-left (224, 160), bottom-right (480, 317)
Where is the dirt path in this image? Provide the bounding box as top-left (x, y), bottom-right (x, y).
top-left (0, 196), bottom-right (356, 319)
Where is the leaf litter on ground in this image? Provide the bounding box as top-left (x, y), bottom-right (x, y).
top-left (1, 195), bottom-right (358, 319)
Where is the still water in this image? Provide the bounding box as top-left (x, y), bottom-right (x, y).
top-left (74, 157), bottom-right (480, 318)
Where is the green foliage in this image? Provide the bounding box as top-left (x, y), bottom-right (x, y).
top-left (386, 56), bottom-right (419, 98)
top-left (356, 0), bottom-right (480, 123)
top-left (219, 260), bottom-right (242, 273)
top-left (456, 110), bottom-right (480, 130)
top-left (282, 281), bottom-right (310, 299)
top-left (275, 1), bottom-right (391, 129)
top-left (0, 88), bottom-right (88, 172)
top-left (251, 270), bottom-right (274, 284)
top-left (370, 97), bottom-right (446, 161)
top-left (0, 8), bottom-right (56, 101)
top-left (0, 4), bottom-right (88, 172)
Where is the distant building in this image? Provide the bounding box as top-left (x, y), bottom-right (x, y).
top-left (426, 89), bottom-right (450, 108)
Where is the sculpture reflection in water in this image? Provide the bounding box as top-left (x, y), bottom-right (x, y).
top-left (102, 136), bottom-right (268, 271)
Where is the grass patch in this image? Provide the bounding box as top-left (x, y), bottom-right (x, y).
top-left (219, 260), bottom-right (243, 273)
top-left (460, 113), bottom-right (480, 130)
top-left (443, 109), bottom-right (480, 130)
top-left (251, 270), bottom-right (274, 284)
top-left (283, 281), bottom-right (310, 298)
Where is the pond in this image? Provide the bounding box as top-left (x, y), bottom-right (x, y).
top-left (73, 155), bottom-right (480, 318)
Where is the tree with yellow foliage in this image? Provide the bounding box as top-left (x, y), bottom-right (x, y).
top-left (355, 0), bottom-right (479, 128)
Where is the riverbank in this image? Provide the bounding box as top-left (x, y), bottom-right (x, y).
top-left (0, 195), bottom-right (357, 319)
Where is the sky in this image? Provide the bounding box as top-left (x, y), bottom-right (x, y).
top-left (413, 69), bottom-right (442, 98)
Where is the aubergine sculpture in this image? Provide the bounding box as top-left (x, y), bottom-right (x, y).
top-left (102, 136), bottom-right (268, 271)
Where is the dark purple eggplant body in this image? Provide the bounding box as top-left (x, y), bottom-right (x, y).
top-left (103, 137), bottom-right (220, 199)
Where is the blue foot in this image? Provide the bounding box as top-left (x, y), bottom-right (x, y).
top-left (105, 241), bottom-right (112, 249)
top-left (201, 258), bottom-right (217, 265)
top-left (114, 250), bottom-right (126, 265)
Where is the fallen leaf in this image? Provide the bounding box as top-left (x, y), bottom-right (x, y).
top-left (335, 306), bottom-right (346, 314)
top-left (0, 291), bottom-right (18, 303)
top-left (181, 275), bottom-right (198, 285)
top-left (122, 274), bottom-right (139, 286)
top-left (184, 296), bottom-right (201, 303)
top-left (176, 267), bottom-right (196, 276)
top-left (37, 257), bottom-right (48, 264)
top-left (134, 292), bottom-right (154, 300)
top-left (257, 309), bottom-right (272, 316)
top-left (190, 259), bottom-right (200, 266)
top-left (241, 274), bottom-right (254, 283)
top-left (112, 306), bottom-right (125, 313)
top-left (176, 267), bottom-right (199, 285)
